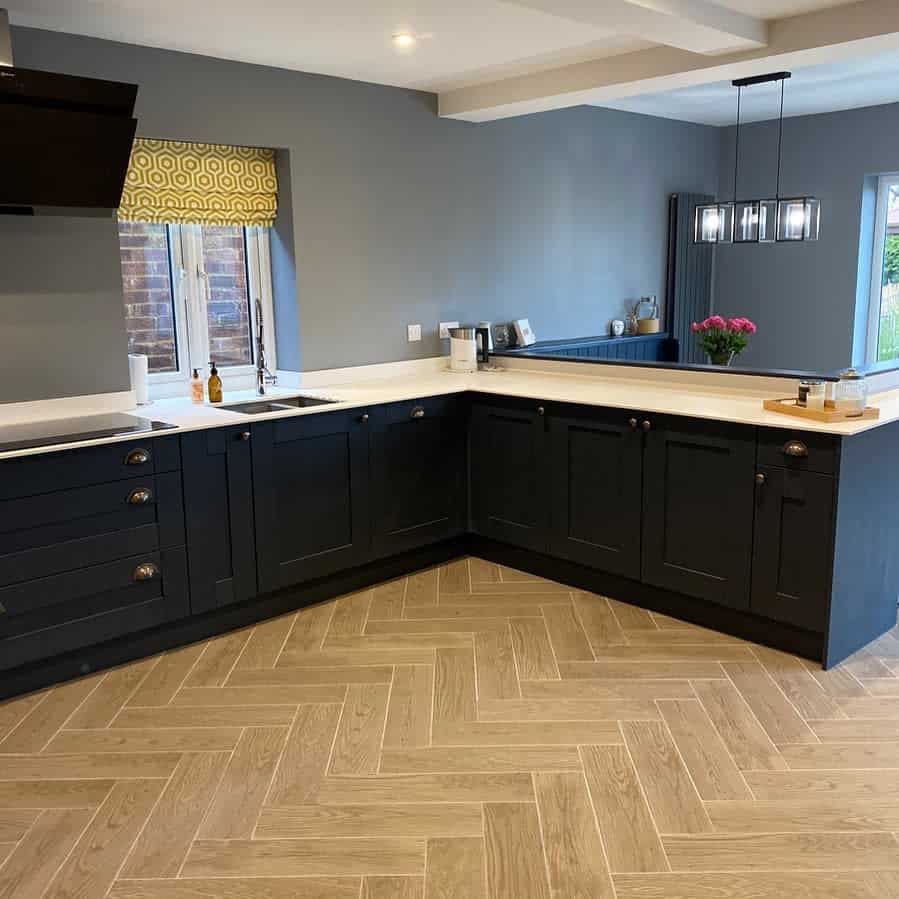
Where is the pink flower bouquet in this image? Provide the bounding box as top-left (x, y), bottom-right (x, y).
top-left (691, 316), bottom-right (756, 366)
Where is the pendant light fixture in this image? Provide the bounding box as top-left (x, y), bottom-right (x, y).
top-left (694, 71), bottom-right (820, 244)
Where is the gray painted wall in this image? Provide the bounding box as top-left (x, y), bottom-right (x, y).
top-left (3, 25), bottom-right (719, 398)
top-left (0, 215), bottom-right (131, 403)
top-left (714, 101), bottom-right (899, 372)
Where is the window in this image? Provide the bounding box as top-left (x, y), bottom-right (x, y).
top-left (866, 174), bottom-right (899, 363)
top-left (119, 221), bottom-right (276, 395)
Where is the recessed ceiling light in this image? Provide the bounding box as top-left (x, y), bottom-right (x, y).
top-left (392, 33), bottom-right (417, 50)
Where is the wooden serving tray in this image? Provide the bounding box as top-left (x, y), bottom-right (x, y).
top-left (763, 397), bottom-right (880, 422)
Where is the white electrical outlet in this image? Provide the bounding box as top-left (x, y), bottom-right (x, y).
top-left (407, 323), bottom-right (422, 342)
top-left (439, 321), bottom-right (460, 339)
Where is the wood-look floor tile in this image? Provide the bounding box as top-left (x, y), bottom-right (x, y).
top-left (327, 590), bottom-right (374, 637)
top-left (840, 648), bottom-right (896, 680)
top-left (510, 618), bottom-right (560, 680)
top-left (424, 837), bottom-right (487, 899)
top-left (579, 745), bottom-right (667, 873)
top-left (121, 751), bottom-right (230, 878)
top-left (183, 629), bottom-right (251, 687)
top-left (497, 564), bottom-right (545, 583)
top-left (477, 698), bottom-right (659, 722)
top-left (330, 684), bottom-right (390, 776)
top-left (811, 719), bottom-right (899, 741)
top-left (753, 647), bottom-right (844, 720)
top-left (621, 721), bottom-right (712, 834)
top-left (800, 658), bottom-right (867, 699)
top-left (199, 726), bottom-right (288, 839)
top-left (592, 645), bottom-right (754, 661)
top-left (365, 617), bottom-right (507, 634)
top-left (233, 613), bottom-right (296, 669)
top-left (461, 582), bottom-right (570, 595)
top-left (445, 592), bottom-right (572, 607)
top-left (469, 557), bottom-right (502, 585)
top-left (624, 628), bottom-right (747, 646)
top-left (383, 665), bottom-right (433, 749)
top-left (541, 603), bottom-right (594, 662)
top-left (268, 703), bottom-right (342, 805)
top-left (744, 769), bottom-right (899, 800)
top-left (230, 665), bottom-right (393, 685)
top-left (435, 720), bottom-right (622, 746)
top-left (368, 578), bottom-right (407, 620)
top-left (0, 676), bottom-right (101, 754)
top-left (182, 838), bottom-right (425, 877)
top-left (722, 661), bottom-right (817, 744)
top-left (520, 679), bottom-right (694, 700)
top-left (484, 803), bottom-right (551, 899)
top-left (0, 692), bottom-right (46, 743)
top-left (705, 798), bottom-right (899, 832)
top-left (778, 741), bottom-right (899, 769)
top-left (534, 772), bottom-right (615, 899)
top-left (0, 808), bottom-right (92, 899)
top-left (404, 569), bottom-right (438, 607)
top-left (172, 684), bottom-right (346, 705)
top-left (612, 871), bottom-right (895, 899)
top-left (859, 678), bottom-right (899, 696)
top-left (657, 700), bottom-right (752, 800)
top-left (278, 648), bottom-right (437, 667)
top-left (363, 876), bottom-right (423, 899)
top-left (126, 643), bottom-right (206, 706)
top-left (255, 803), bottom-right (483, 839)
top-left (608, 598), bottom-right (658, 631)
top-left (838, 697), bottom-right (899, 718)
top-left (44, 727), bottom-right (241, 754)
top-left (111, 705), bottom-right (295, 728)
top-left (572, 592), bottom-right (627, 649)
top-left (0, 845), bottom-right (12, 866)
top-left (379, 746), bottom-right (582, 774)
top-left (559, 661), bottom-right (726, 679)
top-left (434, 648), bottom-right (476, 730)
top-left (438, 558), bottom-right (470, 594)
top-left (109, 878), bottom-right (361, 899)
top-left (403, 603), bottom-right (541, 620)
top-left (314, 773), bottom-right (534, 804)
top-left (65, 658), bottom-right (157, 729)
top-left (475, 628), bottom-right (520, 700)
top-left (662, 831), bottom-right (899, 871)
top-left (42, 779), bottom-right (163, 899)
top-left (0, 809), bottom-right (38, 841)
top-left (0, 779), bottom-right (113, 808)
top-left (325, 634), bottom-right (472, 651)
top-left (280, 602), bottom-right (334, 654)
top-left (690, 678), bottom-right (788, 771)
top-left (0, 752), bottom-right (181, 781)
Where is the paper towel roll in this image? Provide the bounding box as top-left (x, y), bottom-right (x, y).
top-left (129, 354), bottom-right (150, 406)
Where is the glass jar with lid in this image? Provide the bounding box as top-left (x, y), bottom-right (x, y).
top-left (835, 368), bottom-right (867, 417)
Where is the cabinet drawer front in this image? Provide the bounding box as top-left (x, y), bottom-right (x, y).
top-left (0, 435), bottom-right (180, 501)
top-left (0, 548), bottom-right (189, 672)
top-left (757, 428), bottom-right (838, 474)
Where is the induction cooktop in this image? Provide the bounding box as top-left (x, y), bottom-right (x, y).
top-left (0, 412), bottom-right (177, 454)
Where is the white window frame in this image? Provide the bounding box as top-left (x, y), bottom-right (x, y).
top-left (130, 223), bottom-right (277, 399)
top-left (865, 173), bottom-right (899, 364)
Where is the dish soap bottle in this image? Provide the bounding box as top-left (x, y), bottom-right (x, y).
top-left (207, 360), bottom-right (223, 404)
top-left (190, 368), bottom-right (204, 404)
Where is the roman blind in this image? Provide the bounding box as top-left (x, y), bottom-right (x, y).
top-left (118, 138), bottom-right (278, 227)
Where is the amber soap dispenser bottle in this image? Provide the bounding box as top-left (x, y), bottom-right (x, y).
top-left (207, 360), bottom-right (223, 404)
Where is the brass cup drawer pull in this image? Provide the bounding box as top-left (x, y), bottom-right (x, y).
top-left (410, 406), bottom-right (425, 419)
top-left (127, 487), bottom-right (153, 505)
top-left (133, 562), bottom-right (160, 582)
top-left (783, 440), bottom-right (809, 458)
top-left (125, 447), bottom-right (151, 466)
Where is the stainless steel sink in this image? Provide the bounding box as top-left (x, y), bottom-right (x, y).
top-left (217, 395), bottom-right (338, 414)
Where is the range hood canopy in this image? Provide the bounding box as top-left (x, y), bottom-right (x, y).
top-left (0, 8), bottom-right (138, 214)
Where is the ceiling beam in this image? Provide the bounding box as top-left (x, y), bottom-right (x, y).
top-left (443, 0), bottom-right (899, 122)
top-left (506, 0), bottom-right (767, 54)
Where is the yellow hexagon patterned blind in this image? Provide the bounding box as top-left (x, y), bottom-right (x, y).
top-left (118, 138), bottom-right (278, 227)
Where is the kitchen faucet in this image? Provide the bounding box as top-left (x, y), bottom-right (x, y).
top-left (255, 297), bottom-right (277, 395)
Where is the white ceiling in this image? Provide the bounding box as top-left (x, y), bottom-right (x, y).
top-left (597, 49), bottom-right (899, 125)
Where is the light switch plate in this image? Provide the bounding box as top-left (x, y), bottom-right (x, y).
top-left (439, 321), bottom-right (460, 339)
top-left (407, 323), bottom-right (422, 342)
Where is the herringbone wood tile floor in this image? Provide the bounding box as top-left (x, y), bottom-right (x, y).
top-left (2, 558), bottom-right (899, 898)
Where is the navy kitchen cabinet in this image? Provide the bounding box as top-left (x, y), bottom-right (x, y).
top-left (181, 426), bottom-right (257, 614)
top-left (470, 396), bottom-right (551, 552)
top-left (549, 406), bottom-right (643, 579)
top-left (641, 415), bottom-right (756, 610)
top-left (369, 395), bottom-right (468, 557)
top-left (0, 437), bottom-right (189, 671)
top-left (252, 409), bottom-right (371, 593)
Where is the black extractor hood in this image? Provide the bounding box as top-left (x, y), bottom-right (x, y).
top-left (0, 9), bottom-right (138, 213)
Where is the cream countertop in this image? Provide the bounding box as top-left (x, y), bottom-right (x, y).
top-left (1, 357), bottom-right (897, 462)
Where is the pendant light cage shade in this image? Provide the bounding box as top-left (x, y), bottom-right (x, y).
top-left (695, 202), bottom-right (734, 244)
top-left (734, 200), bottom-right (760, 243)
top-left (776, 197), bottom-right (821, 242)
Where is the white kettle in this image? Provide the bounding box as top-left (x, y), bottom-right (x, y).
top-left (449, 326), bottom-right (490, 373)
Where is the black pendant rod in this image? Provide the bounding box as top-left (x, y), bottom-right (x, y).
top-left (733, 85), bottom-right (742, 203)
top-left (775, 76), bottom-right (785, 201)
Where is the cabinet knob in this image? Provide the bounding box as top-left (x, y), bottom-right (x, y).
top-left (127, 487), bottom-right (152, 505)
top-left (360, 413), bottom-right (370, 423)
top-left (755, 472), bottom-right (767, 486)
top-left (125, 447), bottom-right (151, 466)
top-left (410, 406), bottom-right (425, 419)
top-left (783, 439), bottom-right (809, 458)
top-left (628, 417), bottom-right (638, 430)
top-left (641, 420), bottom-right (652, 432)
top-left (239, 431), bottom-right (251, 441)
top-left (133, 562), bottom-right (159, 582)
top-left (537, 406), bottom-right (545, 416)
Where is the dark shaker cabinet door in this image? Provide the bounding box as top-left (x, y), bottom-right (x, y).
top-left (369, 396), bottom-right (467, 557)
top-left (549, 412), bottom-right (642, 579)
top-left (470, 400), bottom-right (550, 552)
top-left (182, 427), bottom-right (257, 613)
top-left (751, 466), bottom-right (835, 633)
top-left (252, 411), bottom-right (370, 593)
top-left (642, 417), bottom-right (755, 609)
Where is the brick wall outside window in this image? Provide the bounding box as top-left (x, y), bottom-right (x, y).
top-left (201, 226), bottom-right (253, 368)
